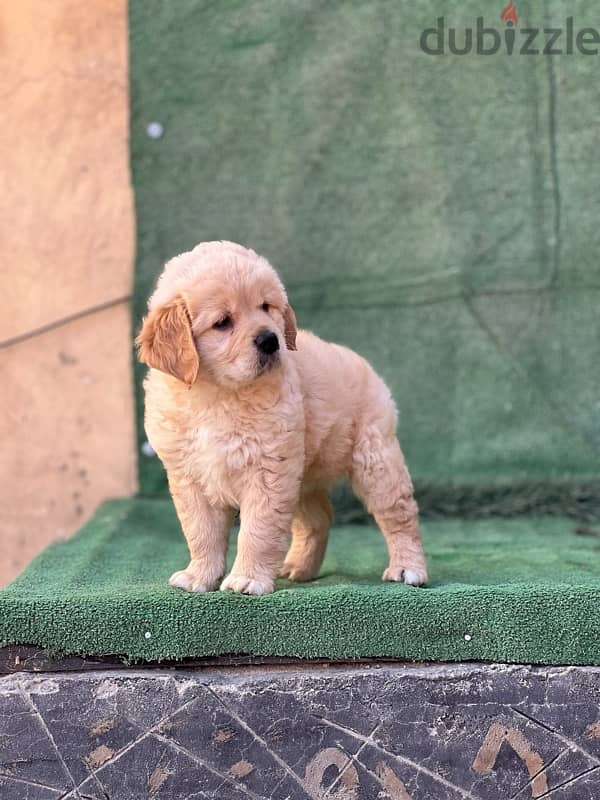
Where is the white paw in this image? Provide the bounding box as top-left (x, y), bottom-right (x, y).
top-left (382, 565), bottom-right (428, 587)
top-left (169, 568), bottom-right (217, 593)
top-left (220, 574), bottom-right (274, 596)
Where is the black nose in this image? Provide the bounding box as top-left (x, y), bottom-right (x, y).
top-left (254, 330), bottom-right (280, 355)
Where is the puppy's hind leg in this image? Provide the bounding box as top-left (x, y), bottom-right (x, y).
top-left (280, 489), bottom-right (333, 582)
top-left (351, 431), bottom-right (428, 587)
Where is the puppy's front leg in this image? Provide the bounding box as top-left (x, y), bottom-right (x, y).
top-left (168, 479), bottom-right (233, 592)
top-left (220, 474), bottom-right (297, 596)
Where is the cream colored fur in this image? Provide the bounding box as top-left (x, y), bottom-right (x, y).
top-left (137, 241), bottom-right (427, 595)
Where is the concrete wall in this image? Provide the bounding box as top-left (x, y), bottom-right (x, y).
top-left (0, 0), bottom-right (137, 585)
top-left (3, 664), bottom-right (600, 799)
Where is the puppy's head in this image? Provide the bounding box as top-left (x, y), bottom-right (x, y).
top-left (136, 241), bottom-right (297, 388)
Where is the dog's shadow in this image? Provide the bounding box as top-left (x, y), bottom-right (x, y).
top-left (276, 569), bottom-right (415, 591)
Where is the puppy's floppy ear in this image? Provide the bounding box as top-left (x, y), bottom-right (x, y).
top-left (136, 295), bottom-right (199, 386)
top-left (283, 304), bottom-right (298, 351)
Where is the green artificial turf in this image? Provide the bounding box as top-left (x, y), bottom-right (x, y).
top-left (2, 498), bottom-right (600, 664)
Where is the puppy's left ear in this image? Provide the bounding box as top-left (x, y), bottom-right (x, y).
top-left (283, 304), bottom-right (298, 351)
top-left (135, 295), bottom-right (200, 386)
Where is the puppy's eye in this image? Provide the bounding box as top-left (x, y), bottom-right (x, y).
top-left (213, 315), bottom-right (232, 330)
top-left (261, 302), bottom-right (270, 312)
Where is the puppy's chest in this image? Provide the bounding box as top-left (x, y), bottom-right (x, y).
top-left (185, 420), bottom-right (266, 504)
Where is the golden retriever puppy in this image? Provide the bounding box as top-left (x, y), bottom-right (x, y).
top-left (136, 241), bottom-right (427, 595)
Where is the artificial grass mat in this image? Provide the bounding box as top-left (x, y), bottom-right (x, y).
top-left (1, 498), bottom-right (600, 665)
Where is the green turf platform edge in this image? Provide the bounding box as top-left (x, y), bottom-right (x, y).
top-left (2, 581), bottom-right (599, 665)
top-left (2, 499), bottom-right (600, 665)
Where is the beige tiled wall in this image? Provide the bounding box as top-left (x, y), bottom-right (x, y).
top-left (0, 0), bottom-right (137, 585)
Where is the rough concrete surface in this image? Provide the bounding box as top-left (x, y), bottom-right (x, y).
top-left (1, 663), bottom-right (600, 799)
top-left (0, 0), bottom-right (136, 585)
top-left (0, 305), bottom-right (137, 586)
top-left (0, 0), bottom-right (134, 341)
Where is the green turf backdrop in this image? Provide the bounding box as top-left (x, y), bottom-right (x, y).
top-left (129, 0), bottom-right (600, 514)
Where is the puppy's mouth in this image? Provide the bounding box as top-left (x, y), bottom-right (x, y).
top-left (256, 351), bottom-right (280, 375)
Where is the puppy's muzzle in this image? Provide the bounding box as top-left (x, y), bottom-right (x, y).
top-left (254, 329), bottom-right (280, 370)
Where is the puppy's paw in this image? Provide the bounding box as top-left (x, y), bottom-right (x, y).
top-left (169, 563), bottom-right (221, 593)
top-left (220, 573), bottom-right (274, 596)
top-left (279, 560), bottom-right (320, 582)
top-left (382, 564), bottom-right (428, 587)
